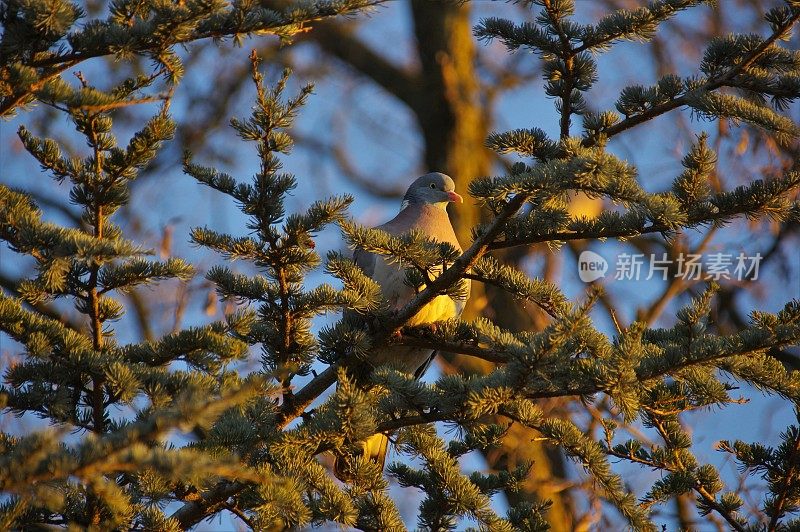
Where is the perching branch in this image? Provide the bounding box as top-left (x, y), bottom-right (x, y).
top-left (171, 194), bottom-right (529, 528)
top-left (394, 332), bottom-right (509, 364)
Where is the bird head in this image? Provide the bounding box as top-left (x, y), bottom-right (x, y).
top-left (401, 172), bottom-right (463, 210)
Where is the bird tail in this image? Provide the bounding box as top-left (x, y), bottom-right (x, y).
top-left (366, 432), bottom-right (390, 469)
top-left (333, 433), bottom-right (390, 481)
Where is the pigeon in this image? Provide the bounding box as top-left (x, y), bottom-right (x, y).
top-left (334, 172), bottom-right (470, 479)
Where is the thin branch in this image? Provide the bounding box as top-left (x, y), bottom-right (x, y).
top-left (656, 416), bottom-right (746, 532)
top-left (543, 0), bottom-right (575, 139)
top-left (126, 290), bottom-right (155, 343)
top-left (291, 131), bottom-right (405, 199)
top-left (225, 503), bottom-right (256, 530)
top-left (767, 426), bottom-right (800, 531)
top-left (85, 112), bottom-right (107, 527)
top-left (638, 229), bottom-right (716, 326)
top-left (171, 194), bottom-right (529, 528)
top-left (696, 485), bottom-right (745, 532)
top-left (608, 434), bottom-right (747, 530)
top-left (488, 221), bottom-right (668, 250)
top-left (304, 20), bottom-right (421, 108)
top-left (582, 10), bottom-right (800, 148)
top-left (393, 333), bottom-right (508, 364)
top-left (0, 1), bottom-right (390, 117)
top-left (69, 96), bottom-right (165, 113)
top-left (462, 272), bottom-right (560, 319)
top-left (385, 194), bottom-right (528, 333)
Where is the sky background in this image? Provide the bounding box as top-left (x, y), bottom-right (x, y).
top-left (2, 1), bottom-right (800, 530)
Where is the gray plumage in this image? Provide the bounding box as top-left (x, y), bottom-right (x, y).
top-left (334, 172), bottom-right (470, 480)
top-left (354, 172), bottom-right (470, 375)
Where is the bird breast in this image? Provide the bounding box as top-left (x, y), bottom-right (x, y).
top-left (372, 257), bottom-right (457, 321)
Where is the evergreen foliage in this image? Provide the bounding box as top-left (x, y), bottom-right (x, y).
top-left (1, 0), bottom-right (800, 530)
top-left (0, 0), bottom-right (384, 118)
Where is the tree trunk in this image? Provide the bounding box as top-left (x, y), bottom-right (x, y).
top-left (409, 2), bottom-right (573, 529)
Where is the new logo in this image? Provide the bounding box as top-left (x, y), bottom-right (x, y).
top-left (578, 250), bottom-right (608, 282)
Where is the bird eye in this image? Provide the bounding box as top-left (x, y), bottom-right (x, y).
top-left (429, 183), bottom-right (436, 189)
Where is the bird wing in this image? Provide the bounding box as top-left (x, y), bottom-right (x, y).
top-left (352, 246), bottom-right (376, 279)
top-left (351, 204), bottom-right (469, 375)
top-left (334, 198), bottom-right (470, 479)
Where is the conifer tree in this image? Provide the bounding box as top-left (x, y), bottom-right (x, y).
top-left (2, 1), bottom-right (800, 531)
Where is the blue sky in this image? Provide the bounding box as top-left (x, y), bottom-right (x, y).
top-left (1, 1), bottom-right (799, 529)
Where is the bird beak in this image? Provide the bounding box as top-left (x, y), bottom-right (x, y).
top-left (447, 191), bottom-right (463, 203)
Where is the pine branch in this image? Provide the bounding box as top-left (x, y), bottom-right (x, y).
top-left (0, 0), bottom-right (389, 118)
top-left (607, 446), bottom-right (746, 531)
top-left (654, 416), bottom-right (746, 532)
top-left (167, 293), bottom-right (800, 528)
top-left (386, 194), bottom-right (529, 334)
top-left (394, 332), bottom-right (509, 364)
top-left (487, 168), bottom-right (799, 250)
top-left (583, 8), bottom-right (800, 147)
top-left (170, 193), bottom-right (529, 529)
top-left (767, 428), bottom-right (800, 531)
top-left (27, 1), bottom-right (386, 69)
top-left (0, 379), bottom-right (263, 493)
top-left (542, 0), bottom-right (576, 138)
top-left (575, 0), bottom-right (709, 53)
top-left (375, 324), bottom-right (800, 433)
top-left (7, 1), bottom-right (800, 528)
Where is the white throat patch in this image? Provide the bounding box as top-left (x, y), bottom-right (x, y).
top-left (399, 200), bottom-right (449, 212)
